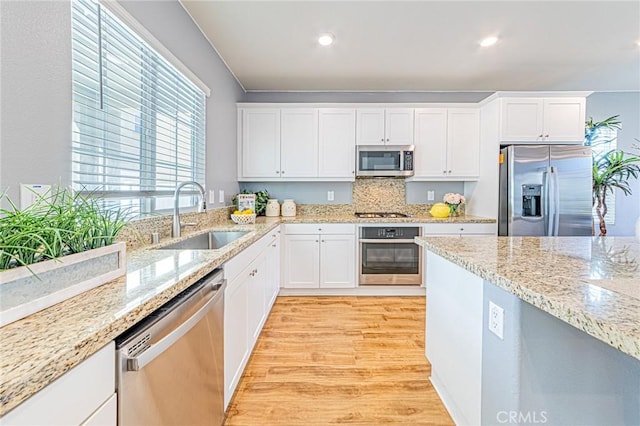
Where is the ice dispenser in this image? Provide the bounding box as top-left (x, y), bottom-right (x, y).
top-left (522, 184), bottom-right (542, 217)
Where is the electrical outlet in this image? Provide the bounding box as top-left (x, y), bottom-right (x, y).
top-left (489, 301), bottom-right (504, 340)
top-left (427, 190), bottom-right (435, 201)
top-left (218, 190), bottom-right (225, 203)
top-left (208, 190), bottom-right (216, 204)
top-left (327, 190), bottom-right (335, 201)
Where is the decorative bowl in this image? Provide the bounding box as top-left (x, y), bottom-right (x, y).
top-left (231, 213), bottom-right (256, 224)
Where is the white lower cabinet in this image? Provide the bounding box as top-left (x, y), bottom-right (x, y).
top-left (223, 228), bottom-right (280, 410)
top-left (1, 342), bottom-right (115, 426)
top-left (283, 224), bottom-right (356, 289)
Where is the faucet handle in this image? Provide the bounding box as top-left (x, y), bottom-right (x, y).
top-left (200, 200), bottom-right (207, 212)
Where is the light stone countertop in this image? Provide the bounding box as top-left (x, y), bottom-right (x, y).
top-left (0, 213), bottom-right (494, 415)
top-left (415, 236), bottom-right (640, 362)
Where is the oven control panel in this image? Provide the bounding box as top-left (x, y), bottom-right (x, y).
top-left (360, 226), bottom-right (420, 239)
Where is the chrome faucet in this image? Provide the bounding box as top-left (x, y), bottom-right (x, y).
top-left (172, 181), bottom-right (207, 238)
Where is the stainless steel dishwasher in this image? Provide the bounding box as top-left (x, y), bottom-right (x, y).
top-left (116, 269), bottom-right (226, 426)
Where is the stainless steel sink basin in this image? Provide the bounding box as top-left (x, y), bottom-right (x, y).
top-left (158, 231), bottom-right (249, 250)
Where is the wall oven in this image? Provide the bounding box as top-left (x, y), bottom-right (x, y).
top-left (356, 145), bottom-right (414, 177)
top-left (359, 226), bottom-right (422, 285)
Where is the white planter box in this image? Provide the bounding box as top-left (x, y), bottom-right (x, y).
top-left (0, 242), bottom-right (126, 327)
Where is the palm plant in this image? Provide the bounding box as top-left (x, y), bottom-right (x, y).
top-left (585, 115), bottom-right (640, 236)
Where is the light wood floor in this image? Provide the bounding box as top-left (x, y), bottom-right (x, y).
top-left (224, 296), bottom-right (453, 425)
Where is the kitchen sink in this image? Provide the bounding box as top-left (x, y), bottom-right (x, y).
top-left (158, 231), bottom-right (250, 250)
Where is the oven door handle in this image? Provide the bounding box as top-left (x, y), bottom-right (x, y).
top-left (126, 281), bottom-right (226, 372)
top-left (359, 239), bottom-right (418, 244)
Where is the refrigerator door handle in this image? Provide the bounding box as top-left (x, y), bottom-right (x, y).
top-left (544, 166), bottom-right (553, 236)
top-left (553, 167), bottom-right (561, 236)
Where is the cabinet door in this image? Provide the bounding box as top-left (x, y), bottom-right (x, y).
top-left (385, 108), bottom-right (414, 145)
top-left (247, 255), bottom-right (268, 348)
top-left (283, 234), bottom-right (319, 288)
top-left (242, 109), bottom-right (281, 178)
top-left (224, 270), bottom-right (250, 408)
top-left (500, 98), bottom-right (544, 142)
top-left (280, 108), bottom-right (318, 177)
top-left (318, 108), bottom-right (356, 178)
top-left (356, 109), bottom-right (385, 145)
top-left (413, 108), bottom-right (448, 178)
top-left (542, 98), bottom-right (586, 142)
top-left (447, 109), bottom-right (480, 178)
top-left (319, 234), bottom-right (356, 288)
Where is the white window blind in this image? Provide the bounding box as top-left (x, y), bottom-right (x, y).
top-left (591, 127), bottom-right (617, 225)
top-left (71, 0), bottom-right (206, 216)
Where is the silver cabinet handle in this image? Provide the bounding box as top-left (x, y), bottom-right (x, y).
top-left (272, 244), bottom-right (276, 247)
top-left (381, 138), bottom-right (384, 142)
top-left (321, 240), bottom-right (325, 243)
top-left (276, 171), bottom-right (280, 174)
top-left (544, 134), bottom-right (549, 138)
top-left (281, 170), bottom-right (285, 174)
top-left (315, 240), bottom-right (319, 243)
top-left (126, 281), bottom-right (226, 371)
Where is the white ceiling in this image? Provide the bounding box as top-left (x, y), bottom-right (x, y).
top-left (180, 1), bottom-right (640, 92)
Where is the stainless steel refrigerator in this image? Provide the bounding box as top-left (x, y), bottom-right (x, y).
top-left (498, 145), bottom-right (592, 236)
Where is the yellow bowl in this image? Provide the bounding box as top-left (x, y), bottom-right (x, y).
top-left (429, 203), bottom-right (450, 218)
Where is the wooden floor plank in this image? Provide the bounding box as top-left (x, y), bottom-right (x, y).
top-left (224, 296), bottom-right (453, 426)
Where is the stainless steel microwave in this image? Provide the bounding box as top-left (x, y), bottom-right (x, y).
top-left (356, 145), bottom-right (415, 177)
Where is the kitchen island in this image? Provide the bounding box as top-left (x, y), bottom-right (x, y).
top-left (415, 236), bottom-right (640, 426)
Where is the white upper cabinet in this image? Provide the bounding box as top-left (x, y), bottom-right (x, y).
top-left (356, 108), bottom-right (414, 145)
top-left (413, 108), bottom-right (480, 180)
top-left (280, 109), bottom-right (318, 178)
top-left (500, 97), bottom-right (585, 143)
top-left (241, 109), bottom-right (281, 178)
top-left (356, 109), bottom-right (386, 145)
top-left (318, 109), bottom-right (356, 178)
top-left (239, 107), bottom-right (356, 181)
top-left (447, 109), bottom-right (480, 177)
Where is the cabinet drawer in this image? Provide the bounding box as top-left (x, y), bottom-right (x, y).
top-left (423, 223), bottom-right (496, 235)
top-left (284, 223), bottom-right (355, 235)
top-left (225, 227), bottom-right (279, 281)
top-left (1, 342), bottom-right (115, 426)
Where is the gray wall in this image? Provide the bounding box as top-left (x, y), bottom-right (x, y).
top-left (0, 0), bottom-right (244, 209)
top-left (244, 91), bottom-right (492, 103)
top-left (240, 181), bottom-right (464, 205)
top-left (1, 1), bottom-right (73, 206)
top-left (586, 92), bottom-right (640, 236)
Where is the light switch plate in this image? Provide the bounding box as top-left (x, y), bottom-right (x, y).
top-left (327, 191), bottom-right (335, 201)
top-left (209, 190), bottom-right (216, 204)
top-left (20, 184), bottom-right (51, 209)
top-left (218, 190), bottom-right (225, 203)
top-left (427, 190), bottom-right (435, 201)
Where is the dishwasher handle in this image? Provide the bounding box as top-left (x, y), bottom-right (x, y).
top-left (126, 280), bottom-right (226, 371)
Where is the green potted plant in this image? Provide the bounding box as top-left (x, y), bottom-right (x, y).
top-left (585, 115), bottom-right (640, 236)
top-left (0, 187), bottom-right (129, 326)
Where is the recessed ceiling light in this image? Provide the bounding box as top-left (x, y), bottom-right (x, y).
top-left (480, 36), bottom-right (499, 47)
top-left (318, 33), bottom-right (334, 46)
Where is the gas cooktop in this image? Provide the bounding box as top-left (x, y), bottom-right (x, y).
top-left (355, 212), bottom-right (410, 218)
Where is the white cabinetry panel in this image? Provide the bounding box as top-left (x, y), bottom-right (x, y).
top-left (319, 109), bottom-right (356, 178)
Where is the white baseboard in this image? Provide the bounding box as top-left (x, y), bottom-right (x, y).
top-left (278, 286), bottom-right (426, 296)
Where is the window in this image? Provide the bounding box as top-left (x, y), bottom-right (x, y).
top-left (589, 127), bottom-right (617, 224)
top-left (71, 0), bottom-right (206, 216)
